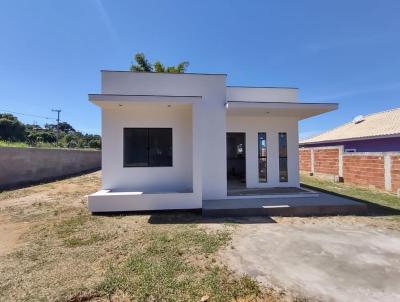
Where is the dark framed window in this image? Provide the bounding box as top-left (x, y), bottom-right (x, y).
top-left (258, 132), bottom-right (267, 182)
top-left (279, 132), bottom-right (288, 182)
top-left (123, 128), bottom-right (172, 167)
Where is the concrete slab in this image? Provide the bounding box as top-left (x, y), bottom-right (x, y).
top-left (221, 223), bottom-right (400, 302)
top-left (228, 186), bottom-right (312, 196)
top-left (203, 191), bottom-right (367, 217)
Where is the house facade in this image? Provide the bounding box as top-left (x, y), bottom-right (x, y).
top-left (88, 71), bottom-right (336, 212)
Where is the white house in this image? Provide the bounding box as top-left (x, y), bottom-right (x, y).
top-left (88, 71), bottom-right (337, 212)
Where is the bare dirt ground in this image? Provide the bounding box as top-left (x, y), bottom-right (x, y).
top-left (0, 214), bottom-right (28, 256)
top-left (0, 172), bottom-right (100, 257)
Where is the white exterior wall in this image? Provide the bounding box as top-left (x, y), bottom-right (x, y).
top-left (101, 71), bottom-right (227, 200)
top-left (102, 103), bottom-right (193, 192)
top-left (226, 116), bottom-right (299, 188)
top-left (227, 87), bottom-right (298, 103)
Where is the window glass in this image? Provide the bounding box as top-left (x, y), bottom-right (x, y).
top-left (124, 128), bottom-right (148, 167)
top-left (279, 132), bottom-right (288, 182)
top-left (124, 128), bottom-right (172, 167)
top-left (149, 128), bottom-right (172, 166)
top-left (258, 132), bottom-right (267, 182)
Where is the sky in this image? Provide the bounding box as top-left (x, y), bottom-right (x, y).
top-left (0, 0), bottom-right (399, 138)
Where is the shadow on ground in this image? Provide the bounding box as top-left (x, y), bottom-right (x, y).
top-left (148, 211), bottom-right (277, 224)
top-left (94, 210), bottom-right (277, 224)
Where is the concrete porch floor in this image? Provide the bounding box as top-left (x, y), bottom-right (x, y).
top-left (203, 191), bottom-right (367, 217)
top-left (227, 186), bottom-right (313, 196)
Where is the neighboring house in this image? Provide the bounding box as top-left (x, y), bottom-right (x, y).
top-left (300, 108), bottom-right (400, 152)
top-left (88, 70), bottom-right (336, 212)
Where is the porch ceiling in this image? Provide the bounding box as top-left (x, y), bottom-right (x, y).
top-left (226, 101), bottom-right (338, 120)
top-left (89, 94), bottom-right (202, 108)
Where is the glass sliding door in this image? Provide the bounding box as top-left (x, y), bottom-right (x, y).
top-left (258, 132), bottom-right (267, 182)
top-left (279, 132), bottom-right (288, 182)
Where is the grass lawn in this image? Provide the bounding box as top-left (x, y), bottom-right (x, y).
top-left (300, 174), bottom-right (400, 229)
top-left (300, 174), bottom-right (400, 215)
top-left (0, 172), bottom-right (270, 302)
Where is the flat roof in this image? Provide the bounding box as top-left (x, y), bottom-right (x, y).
top-left (227, 101), bottom-right (337, 106)
top-left (101, 70), bottom-right (227, 76)
top-left (89, 94), bottom-right (202, 108)
top-left (226, 101), bottom-right (338, 120)
top-left (227, 85), bottom-right (299, 90)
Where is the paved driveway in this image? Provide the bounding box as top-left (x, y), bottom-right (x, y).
top-left (221, 221), bottom-right (400, 302)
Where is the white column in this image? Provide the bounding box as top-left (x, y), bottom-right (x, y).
top-left (192, 102), bottom-right (202, 204)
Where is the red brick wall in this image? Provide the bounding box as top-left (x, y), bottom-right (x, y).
top-left (343, 155), bottom-right (385, 190)
top-left (299, 146), bottom-right (400, 193)
top-left (299, 149), bottom-right (311, 172)
top-left (391, 156), bottom-right (400, 193)
top-left (314, 148), bottom-right (339, 175)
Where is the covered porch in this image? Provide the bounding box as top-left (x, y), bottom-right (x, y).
top-left (225, 100), bottom-right (338, 191)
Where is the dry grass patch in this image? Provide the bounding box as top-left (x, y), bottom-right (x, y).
top-left (0, 172), bottom-right (267, 302)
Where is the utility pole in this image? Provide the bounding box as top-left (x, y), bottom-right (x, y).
top-left (52, 109), bottom-right (61, 146)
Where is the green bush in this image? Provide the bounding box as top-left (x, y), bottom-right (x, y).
top-left (0, 114), bottom-right (26, 141)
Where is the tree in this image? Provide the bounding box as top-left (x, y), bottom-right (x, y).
top-left (88, 137), bottom-right (101, 149)
top-left (0, 114), bottom-right (26, 141)
top-left (26, 131), bottom-right (56, 145)
top-left (130, 53), bottom-right (189, 73)
top-left (130, 53), bottom-right (153, 72)
top-left (45, 122), bottom-right (75, 133)
top-left (154, 60), bottom-right (189, 73)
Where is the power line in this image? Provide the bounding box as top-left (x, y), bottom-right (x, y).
top-left (0, 109), bottom-right (56, 120)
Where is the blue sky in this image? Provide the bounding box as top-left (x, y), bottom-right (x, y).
top-left (1, 0), bottom-right (399, 137)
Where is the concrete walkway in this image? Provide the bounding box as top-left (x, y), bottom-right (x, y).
top-left (221, 223), bottom-right (400, 302)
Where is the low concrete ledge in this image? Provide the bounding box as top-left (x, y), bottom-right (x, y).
top-left (88, 190), bottom-right (201, 212)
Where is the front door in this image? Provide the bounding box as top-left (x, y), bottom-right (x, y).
top-left (226, 132), bottom-right (246, 189)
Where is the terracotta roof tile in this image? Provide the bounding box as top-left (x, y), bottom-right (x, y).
top-left (301, 107), bottom-right (400, 144)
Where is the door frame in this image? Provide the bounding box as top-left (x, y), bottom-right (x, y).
top-left (226, 132), bottom-right (246, 188)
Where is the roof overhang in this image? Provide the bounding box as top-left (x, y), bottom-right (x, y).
top-left (89, 94), bottom-right (202, 108)
top-left (225, 101), bottom-right (338, 120)
top-left (300, 133), bottom-right (400, 146)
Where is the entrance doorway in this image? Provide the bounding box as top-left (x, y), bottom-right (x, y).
top-left (226, 132), bottom-right (246, 189)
